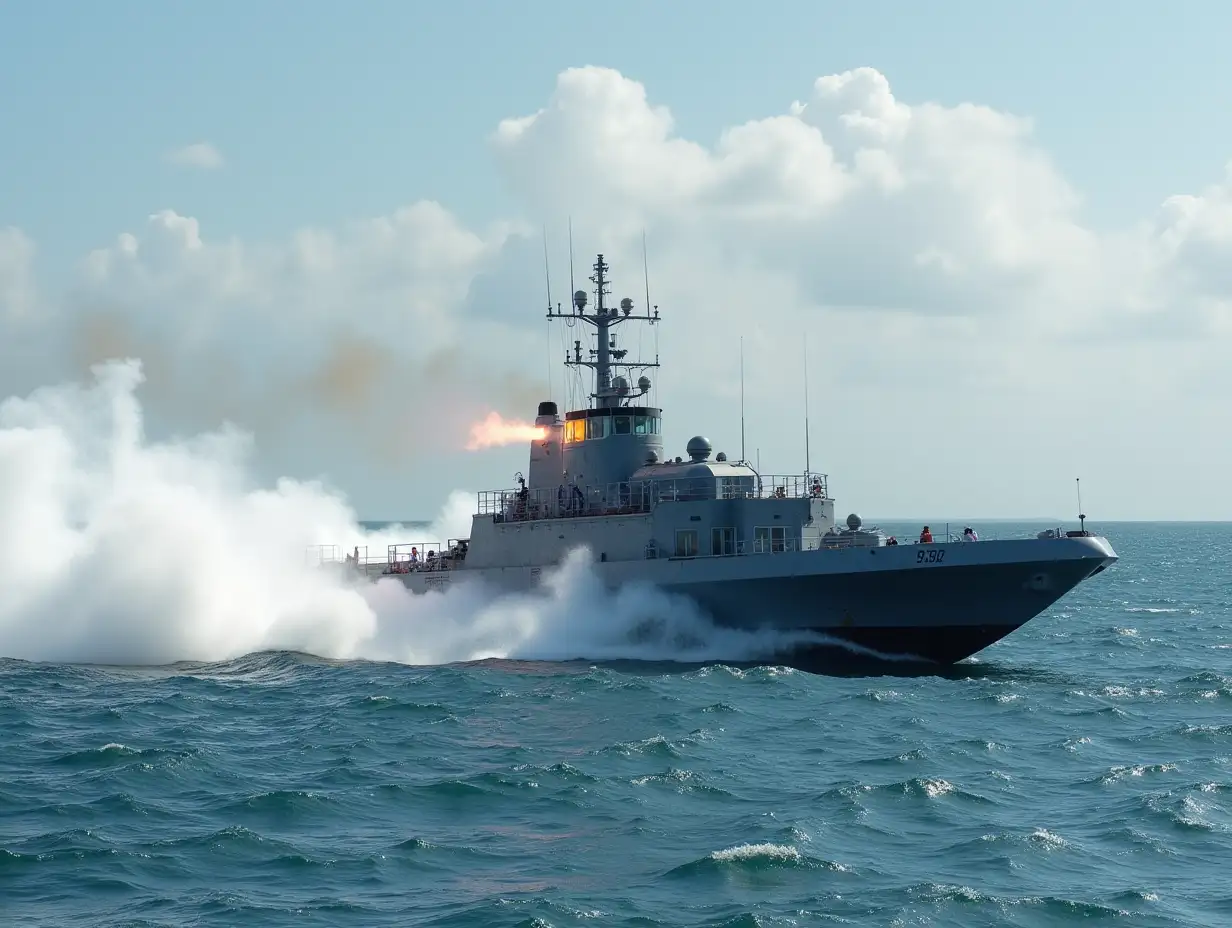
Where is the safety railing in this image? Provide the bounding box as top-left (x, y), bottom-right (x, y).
top-left (308, 544), bottom-right (388, 576)
top-left (478, 482), bottom-right (653, 523)
top-left (477, 472), bottom-right (829, 524)
top-left (306, 539), bottom-right (471, 575)
top-left (304, 544), bottom-right (341, 565)
top-left (382, 540), bottom-right (469, 574)
top-left (882, 525), bottom-right (978, 545)
top-left (744, 473), bottom-right (828, 501)
top-left (881, 526), bottom-right (1080, 545)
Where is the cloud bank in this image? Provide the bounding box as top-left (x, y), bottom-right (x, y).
top-left (3, 66), bottom-right (1230, 519)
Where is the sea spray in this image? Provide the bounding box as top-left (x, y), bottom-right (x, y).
top-left (0, 360), bottom-right (819, 667)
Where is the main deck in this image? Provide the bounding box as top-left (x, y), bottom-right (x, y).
top-left (303, 472), bottom-right (1090, 582)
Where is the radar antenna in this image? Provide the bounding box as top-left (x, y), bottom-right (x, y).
top-left (542, 225), bottom-right (553, 401)
top-left (547, 252), bottom-right (661, 409)
top-left (803, 334), bottom-right (811, 475)
top-left (740, 336), bottom-right (746, 464)
top-left (1076, 477), bottom-right (1085, 534)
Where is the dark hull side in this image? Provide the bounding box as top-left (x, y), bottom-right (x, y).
top-left (663, 555), bottom-right (1110, 668)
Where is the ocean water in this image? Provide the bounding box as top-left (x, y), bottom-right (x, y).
top-left (2, 521), bottom-right (1230, 927)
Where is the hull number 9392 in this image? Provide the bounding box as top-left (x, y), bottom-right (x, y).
top-left (916, 548), bottom-right (946, 564)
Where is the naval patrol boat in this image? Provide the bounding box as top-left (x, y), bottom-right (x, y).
top-left (328, 253), bottom-right (1118, 669)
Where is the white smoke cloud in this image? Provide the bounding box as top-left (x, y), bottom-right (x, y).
top-left (0, 362), bottom-right (813, 667)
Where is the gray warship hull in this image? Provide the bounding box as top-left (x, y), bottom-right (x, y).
top-left (383, 534), bottom-right (1117, 667)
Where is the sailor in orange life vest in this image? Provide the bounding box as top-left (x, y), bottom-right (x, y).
top-left (919, 526), bottom-right (933, 543)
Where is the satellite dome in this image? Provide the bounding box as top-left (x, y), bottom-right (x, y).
top-left (646, 450), bottom-right (659, 464)
top-left (846, 513), bottom-right (863, 531)
top-left (620, 297), bottom-right (634, 315)
top-left (715, 451), bottom-right (727, 462)
top-left (637, 375), bottom-right (652, 392)
top-left (613, 375), bottom-right (630, 396)
top-left (686, 436), bottom-right (712, 462)
top-left (573, 289), bottom-right (588, 311)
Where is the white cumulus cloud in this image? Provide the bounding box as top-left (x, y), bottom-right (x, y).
top-left (494, 66), bottom-right (1106, 329)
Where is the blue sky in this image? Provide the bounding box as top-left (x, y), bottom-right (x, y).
top-left (3, 2), bottom-right (1231, 521)
top-left (5, 1), bottom-right (1231, 263)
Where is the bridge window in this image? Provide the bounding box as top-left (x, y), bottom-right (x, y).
top-left (568, 415), bottom-right (654, 440)
top-left (711, 527), bottom-right (735, 556)
top-left (754, 526), bottom-right (786, 553)
top-left (675, 529), bottom-right (699, 558)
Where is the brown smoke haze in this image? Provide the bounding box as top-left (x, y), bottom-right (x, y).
top-left (67, 308), bottom-right (547, 471)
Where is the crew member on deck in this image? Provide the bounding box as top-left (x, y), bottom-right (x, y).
top-left (963, 526), bottom-right (979, 542)
top-left (919, 526), bottom-right (933, 543)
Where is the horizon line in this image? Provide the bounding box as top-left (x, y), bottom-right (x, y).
top-left (357, 516), bottom-right (1232, 525)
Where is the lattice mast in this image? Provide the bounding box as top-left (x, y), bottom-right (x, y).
top-left (546, 254), bottom-right (660, 410)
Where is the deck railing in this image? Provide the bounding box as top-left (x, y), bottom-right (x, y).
top-left (309, 522), bottom-right (1083, 576)
top-left (381, 540), bottom-right (468, 574)
top-left (304, 544), bottom-right (342, 565)
top-left (477, 472), bottom-right (829, 524)
top-left (308, 539), bottom-right (470, 575)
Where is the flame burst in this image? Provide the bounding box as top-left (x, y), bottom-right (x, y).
top-left (465, 412), bottom-right (548, 450)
